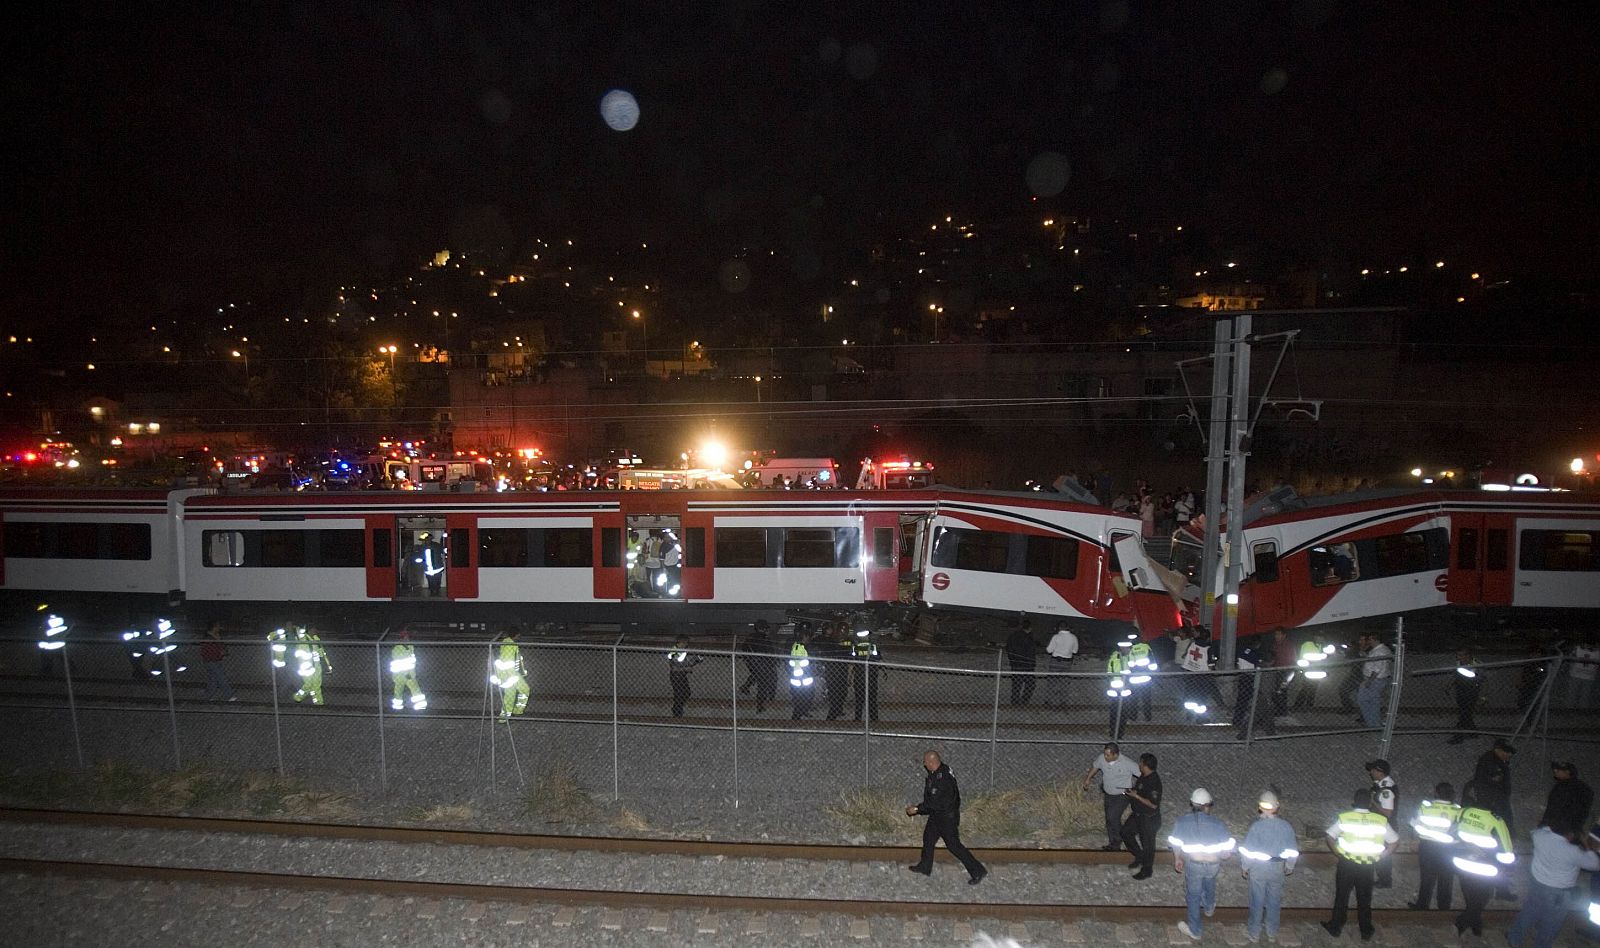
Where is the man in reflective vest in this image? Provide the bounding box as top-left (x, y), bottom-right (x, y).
top-left (1409, 781), bottom-right (1462, 911)
top-left (1448, 647), bottom-right (1482, 744)
top-left (789, 626), bottom-right (815, 720)
top-left (850, 627), bottom-right (881, 723)
top-left (1240, 789), bottom-right (1300, 944)
top-left (1180, 630), bottom-right (1218, 723)
top-left (1169, 787), bottom-right (1236, 941)
top-left (417, 533), bottom-right (446, 597)
top-left (37, 612), bottom-right (68, 677)
top-left (268, 627), bottom-right (289, 669)
top-left (389, 629), bottom-right (425, 711)
top-left (1106, 640), bottom-right (1134, 740)
top-left (145, 618), bottom-right (187, 678)
top-left (1451, 802), bottom-right (1514, 939)
top-left (665, 636), bottom-right (702, 718)
top-left (1127, 635), bottom-right (1155, 724)
top-left (1291, 635), bottom-right (1336, 714)
top-left (292, 625), bottom-right (331, 705)
top-left (491, 633), bottom-right (530, 719)
top-left (1321, 789), bottom-right (1399, 941)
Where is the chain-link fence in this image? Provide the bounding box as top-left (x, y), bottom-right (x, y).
top-left (0, 618), bottom-right (1592, 840)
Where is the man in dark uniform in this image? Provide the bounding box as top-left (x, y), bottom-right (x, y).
top-left (1448, 647), bottom-right (1482, 744)
top-left (850, 626), bottom-right (881, 722)
top-left (1004, 620), bottom-right (1038, 706)
top-left (1542, 760), bottom-right (1594, 831)
top-left (1121, 752), bottom-right (1164, 880)
top-left (1467, 738), bottom-right (1516, 898)
top-left (740, 620), bottom-right (779, 713)
top-left (665, 636), bottom-right (702, 718)
top-left (821, 622), bottom-right (851, 721)
top-left (905, 750), bottom-right (987, 884)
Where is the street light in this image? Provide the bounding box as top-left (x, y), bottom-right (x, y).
top-left (231, 349), bottom-right (249, 378)
top-left (631, 310), bottom-right (646, 370)
top-left (379, 345), bottom-right (398, 404)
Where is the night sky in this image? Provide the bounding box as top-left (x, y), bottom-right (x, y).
top-left (3, 1), bottom-right (1596, 329)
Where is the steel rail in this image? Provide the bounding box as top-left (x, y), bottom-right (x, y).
top-left (0, 855), bottom-right (1519, 924)
top-left (5, 807), bottom-right (1372, 867)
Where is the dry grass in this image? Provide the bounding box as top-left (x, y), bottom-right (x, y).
top-left (1038, 783), bottom-right (1105, 842)
top-left (958, 788), bottom-right (1030, 840)
top-left (612, 807), bottom-right (652, 834)
top-left (523, 759), bottom-right (600, 824)
top-left (824, 786), bottom-right (918, 842)
top-left (279, 790), bottom-right (356, 821)
top-left (404, 803), bottom-right (478, 825)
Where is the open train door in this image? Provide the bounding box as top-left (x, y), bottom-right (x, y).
top-left (897, 512), bottom-right (933, 602)
top-left (615, 494), bottom-right (696, 602)
top-left (1112, 535), bottom-right (1187, 637)
top-left (1449, 512), bottom-right (1515, 608)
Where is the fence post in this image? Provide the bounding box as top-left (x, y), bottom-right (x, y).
top-left (159, 649), bottom-right (181, 770)
top-left (60, 645), bottom-right (86, 769)
top-left (1378, 617), bottom-right (1405, 759)
top-left (1539, 655), bottom-right (1562, 767)
top-left (612, 642), bottom-right (620, 802)
top-left (1243, 666), bottom-right (1264, 749)
top-left (730, 642), bottom-right (740, 810)
top-left (269, 646), bottom-right (284, 777)
top-left (989, 650), bottom-right (1002, 791)
top-left (862, 655), bottom-right (871, 792)
top-left (375, 639), bottom-right (388, 795)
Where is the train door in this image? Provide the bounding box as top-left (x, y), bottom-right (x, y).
top-left (898, 513), bottom-right (932, 599)
top-left (365, 516), bottom-right (395, 598)
top-left (1111, 534), bottom-right (1186, 636)
top-left (862, 511), bottom-right (899, 602)
top-left (1449, 513), bottom-right (1514, 607)
top-left (1243, 537), bottom-right (1289, 630)
top-left (444, 514), bottom-right (478, 599)
top-left (396, 516), bottom-right (448, 599)
top-left (620, 496), bottom-right (688, 601)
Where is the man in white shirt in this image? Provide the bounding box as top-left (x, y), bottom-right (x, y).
top-left (1567, 637), bottom-right (1600, 709)
top-left (1355, 632), bottom-right (1392, 729)
top-left (1082, 741), bottom-right (1141, 851)
top-left (1506, 820), bottom-right (1600, 947)
top-left (1045, 624), bottom-right (1079, 706)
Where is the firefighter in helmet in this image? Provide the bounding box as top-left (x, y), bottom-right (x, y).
top-left (491, 632), bottom-right (530, 719)
top-left (292, 625), bottom-right (331, 705)
top-left (389, 628), bottom-right (426, 711)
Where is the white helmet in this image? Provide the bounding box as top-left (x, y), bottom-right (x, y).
top-left (1257, 790), bottom-right (1280, 811)
top-left (1190, 787), bottom-right (1213, 806)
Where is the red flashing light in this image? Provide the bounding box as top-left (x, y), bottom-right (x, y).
top-left (22, 452), bottom-right (37, 462)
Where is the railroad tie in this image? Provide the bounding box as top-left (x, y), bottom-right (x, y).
top-left (551, 906), bottom-right (576, 927)
top-left (848, 918), bottom-right (870, 939)
top-left (799, 916), bottom-right (823, 937)
top-left (744, 914), bottom-right (768, 935)
top-left (952, 921), bottom-right (974, 942)
top-left (696, 913), bottom-right (719, 934)
top-left (599, 908), bottom-right (623, 930)
top-left (645, 911), bottom-right (670, 932)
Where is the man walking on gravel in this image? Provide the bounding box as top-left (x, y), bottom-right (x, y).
top-left (1082, 741), bottom-right (1140, 851)
top-left (905, 751), bottom-right (987, 885)
top-left (1170, 787), bottom-right (1236, 941)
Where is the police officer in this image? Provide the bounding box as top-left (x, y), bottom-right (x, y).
top-left (1409, 781), bottom-right (1461, 911)
top-left (1321, 789), bottom-right (1399, 942)
top-left (904, 750), bottom-right (987, 884)
top-left (389, 628), bottom-right (426, 712)
top-left (37, 612), bottom-right (68, 678)
top-left (850, 626), bottom-right (881, 722)
top-left (1004, 620), bottom-right (1038, 706)
top-left (1448, 647), bottom-right (1482, 744)
top-left (1232, 644), bottom-right (1275, 739)
top-left (145, 618), bottom-right (187, 678)
top-left (1451, 798), bottom-right (1515, 939)
top-left (665, 635), bottom-right (702, 718)
top-left (789, 624), bottom-right (815, 720)
top-left (821, 621), bottom-right (851, 721)
top-left (1366, 758), bottom-right (1399, 888)
top-left (491, 632), bottom-right (531, 719)
top-left (1106, 640), bottom-right (1135, 740)
top-left (1292, 633), bottom-right (1334, 712)
top-left (1126, 634), bottom-right (1155, 723)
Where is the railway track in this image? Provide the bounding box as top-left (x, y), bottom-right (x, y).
top-left (0, 807), bottom-right (1517, 926)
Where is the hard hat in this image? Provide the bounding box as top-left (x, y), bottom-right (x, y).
top-left (1257, 790), bottom-right (1280, 811)
top-left (1117, 639), bottom-right (1132, 649)
top-left (1190, 787), bottom-right (1213, 806)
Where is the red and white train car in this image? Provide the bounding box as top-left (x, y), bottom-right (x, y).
top-left (1, 487), bottom-right (1161, 638)
top-left (1160, 489), bottom-right (1600, 635)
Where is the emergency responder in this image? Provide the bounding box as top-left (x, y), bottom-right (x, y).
top-left (625, 529), bottom-right (645, 596)
top-left (665, 635), bottom-right (702, 718)
top-left (1106, 640), bottom-right (1135, 740)
top-left (292, 625), bottom-right (331, 705)
top-left (659, 530), bottom-right (682, 597)
top-left (850, 625), bottom-right (881, 722)
top-left (1232, 644), bottom-right (1274, 739)
top-left (740, 620), bottom-right (779, 713)
top-left (789, 624), bottom-right (815, 720)
top-left (491, 632), bottom-right (530, 719)
top-left (389, 629), bottom-right (425, 712)
top-left (268, 626), bottom-right (289, 671)
top-left (37, 612), bottom-right (68, 678)
top-left (1366, 758), bottom-right (1399, 888)
top-left (122, 629), bottom-right (151, 679)
top-left (1121, 752), bottom-right (1163, 880)
top-left (1180, 629), bottom-right (1220, 722)
top-left (1322, 788), bottom-right (1399, 941)
top-left (641, 530), bottom-right (664, 597)
top-left (1451, 798), bottom-right (1515, 939)
top-left (1449, 647), bottom-right (1483, 744)
top-left (1004, 620), bottom-right (1038, 706)
top-left (1126, 634), bottom-right (1155, 723)
top-left (1291, 633), bottom-right (1334, 713)
top-left (1409, 781), bottom-right (1462, 911)
top-left (145, 618), bottom-right (187, 677)
top-left (417, 533), bottom-right (446, 597)
top-left (904, 750), bottom-right (987, 884)
top-left (821, 622), bottom-right (851, 721)
top-left (1240, 789), bottom-right (1300, 944)
top-left (1169, 787), bottom-right (1236, 941)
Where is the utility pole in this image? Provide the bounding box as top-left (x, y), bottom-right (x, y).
top-left (1196, 319), bottom-right (1231, 661)
top-left (1218, 312), bottom-right (1253, 671)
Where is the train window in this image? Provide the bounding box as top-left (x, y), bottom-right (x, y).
top-left (1457, 527), bottom-right (1479, 570)
top-left (203, 530), bottom-right (246, 567)
top-left (931, 527), bottom-right (1012, 574)
top-left (873, 527), bottom-right (894, 568)
top-left (684, 528), bottom-right (705, 568)
top-left (480, 530), bottom-right (531, 567)
top-left (1485, 529), bottom-right (1508, 571)
top-left (1024, 535), bottom-right (1079, 580)
top-left (1518, 530), bottom-right (1600, 572)
top-left (373, 529), bottom-right (393, 568)
top-left (783, 529), bottom-right (837, 568)
top-left (1308, 542), bottom-right (1359, 586)
top-left (56, 523), bottom-right (98, 559)
top-left (317, 530), bottom-right (365, 568)
top-left (3, 522), bottom-right (47, 557)
top-left (450, 529), bottom-right (471, 568)
top-left (1250, 541), bottom-right (1280, 583)
top-left (600, 527), bottom-right (621, 567)
top-left (1372, 532), bottom-right (1433, 577)
top-left (2, 521), bottom-right (151, 560)
top-left (100, 523), bottom-right (153, 560)
top-left (716, 528), bottom-right (767, 567)
top-left (543, 528), bottom-right (593, 567)
top-left (259, 531), bottom-right (307, 567)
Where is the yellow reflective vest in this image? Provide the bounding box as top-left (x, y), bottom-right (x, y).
top-left (1411, 799), bottom-right (1463, 843)
top-left (1332, 808), bottom-right (1390, 864)
top-left (1452, 806), bottom-right (1514, 879)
